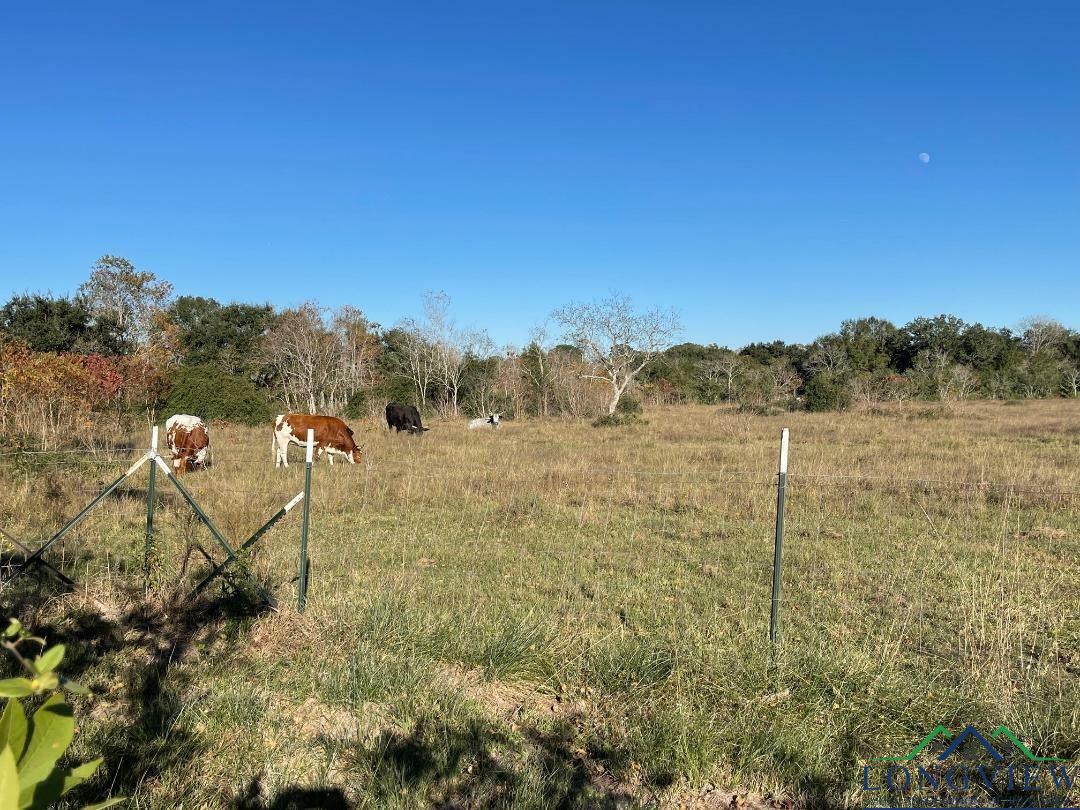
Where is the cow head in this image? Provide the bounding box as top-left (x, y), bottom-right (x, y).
top-left (351, 445), bottom-right (364, 463)
top-left (490, 413), bottom-right (502, 426)
top-left (409, 426), bottom-right (430, 435)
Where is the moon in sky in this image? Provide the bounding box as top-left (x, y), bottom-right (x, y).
top-left (918, 152), bottom-right (931, 164)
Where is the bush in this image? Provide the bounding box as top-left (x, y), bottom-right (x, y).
top-left (804, 374), bottom-right (852, 412)
top-left (0, 618), bottom-right (123, 808)
top-left (615, 396), bottom-right (642, 415)
top-left (343, 389), bottom-right (370, 420)
top-left (163, 365), bottom-right (274, 425)
top-left (593, 412), bottom-right (645, 428)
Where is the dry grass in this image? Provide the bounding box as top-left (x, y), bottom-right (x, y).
top-left (0, 399), bottom-right (1077, 808)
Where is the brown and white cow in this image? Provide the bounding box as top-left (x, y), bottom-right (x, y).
top-left (165, 414), bottom-right (210, 474)
top-left (272, 413), bottom-right (363, 468)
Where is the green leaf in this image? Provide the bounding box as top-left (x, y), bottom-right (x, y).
top-left (59, 677), bottom-right (89, 696)
top-left (21, 757), bottom-right (102, 809)
top-left (0, 745), bottom-right (19, 810)
top-left (16, 694), bottom-right (73, 803)
top-left (0, 681), bottom-right (32, 699)
top-left (32, 646), bottom-right (63, 676)
top-left (82, 800), bottom-right (125, 809)
top-left (0, 702), bottom-right (27, 763)
top-left (4, 620), bottom-right (21, 638)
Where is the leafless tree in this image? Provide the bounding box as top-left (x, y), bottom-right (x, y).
top-left (766, 360), bottom-right (802, 402)
top-left (1058, 361), bottom-right (1080, 398)
top-left (552, 293), bottom-right (681, 415)
top-left (258, 303), bottom-right (340, 412)
top-left (950, 364), bottom-right (980, 400)
top-left (699, 353), bottom-right (746, 402)
top-left (848, 372), bottom-right (886, 405)
top-left (521, 323), bottom-right (557, 416)
top-left (909, 348), bottom-right (953, 401)
top-left (78, 255), bottom-right (173, 348)
top-left (1018, 316), bottom-right (1068, 355)
top-left (259, 303), bottom-right (378, 414)
top-left (806, 338), bottom-right (850, 376)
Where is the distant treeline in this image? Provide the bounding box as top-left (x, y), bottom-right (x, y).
top-left (1, 256), bottom-right (1077, 447)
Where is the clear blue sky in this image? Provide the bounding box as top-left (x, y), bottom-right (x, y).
top-left (1, 2), bottom-right (1077, 348)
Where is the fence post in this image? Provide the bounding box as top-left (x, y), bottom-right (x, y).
top-left (769, 427), bottom-right (789, 644)
top-left (144, 425), bottom-right (158, 593)
top-left (298, 428), bottom-right (314, 612)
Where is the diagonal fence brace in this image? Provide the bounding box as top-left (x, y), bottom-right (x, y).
top-left (0, 452), bottom-right (152, 588)
top-left (153, 454), bottom-right (279, 608)
top-left (0, 525), bottom-right (79, 591)
top-left (190, 491), bottom-right (304, 597)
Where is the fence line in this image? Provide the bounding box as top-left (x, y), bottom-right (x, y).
top-left (4, 454), bottom-right (1078, 496)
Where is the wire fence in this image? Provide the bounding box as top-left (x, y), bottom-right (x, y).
top-left (0, 429), bottom-right (1076, 640)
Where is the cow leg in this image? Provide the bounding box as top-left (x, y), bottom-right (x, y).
top-left (280, 431), bottom-right (293, 467)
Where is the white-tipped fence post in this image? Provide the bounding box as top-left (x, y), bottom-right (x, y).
top-left (769, 428), bottom-right (789, 644)
top-left (298, 428), bottom-right (314, 612)
top-left (144, 425), bottom-right (159, 592)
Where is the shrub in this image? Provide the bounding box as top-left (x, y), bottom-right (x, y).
top-left (593, 412), bottom-right (645, 428)
top-left (804, 374), bottom-right (852, 412)
top-left (0, 618), bottom-right (122, 808)
top-left (615, 395), bottom-right (642, 415)
top-left (162, 365), bottom-right (274, 425)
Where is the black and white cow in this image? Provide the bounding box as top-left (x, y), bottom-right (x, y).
top-left (468, 413), bottom-right (502, 430)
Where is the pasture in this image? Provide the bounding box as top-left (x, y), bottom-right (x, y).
top-left (1, 400), bottom-right (1077, 808)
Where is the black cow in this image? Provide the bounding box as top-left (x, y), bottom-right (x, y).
top-left (385, 403), bottom-right (429, 435)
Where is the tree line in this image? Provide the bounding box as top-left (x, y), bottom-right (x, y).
top-left (1, 255), bottom-right (1077, 448)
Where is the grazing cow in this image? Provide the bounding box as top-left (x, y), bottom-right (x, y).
top-left (165, 414), bottom-right (210, 474)
top-left (385, 403), bottom-right (429, 434)
top-left (468, 413), bottom-right (502, 430)
top-left (273, 413), bottom-right (363, 467)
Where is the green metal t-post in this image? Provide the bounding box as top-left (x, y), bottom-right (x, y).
top-left (144, 425), bottom-right (158, 593)
top-left (769, 427), bottom-right (789, 645)
top-left (298, 428), bottom-right (313, 612)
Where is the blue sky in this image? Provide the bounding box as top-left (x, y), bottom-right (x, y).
top-left (1, 2), bottom-right (1077, 348)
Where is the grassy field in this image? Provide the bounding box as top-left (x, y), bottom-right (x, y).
top-left (1, 400), bottom-right (1077, 808)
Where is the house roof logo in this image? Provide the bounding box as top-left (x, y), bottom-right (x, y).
top-left (879, 725), bottom-right (1066, 763)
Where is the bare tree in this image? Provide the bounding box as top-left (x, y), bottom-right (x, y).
top-left (552, 293), bottom-right (681, 415)
top-left (699, 353), bottom-right (746, 402)
top-left (79, 255), bottom-right (173, 348)
top-left (258, 303), bottom-right (340, 413)
top-left (1018, 316), bottom-right (1068, 355)
top-left (950, 364), bottom-right (980, 400)
top-left (1059, 361), bottom-right (1080, 398)
top-left (806, 338), bottom-right (850, 376)
top-left (521, 323), bottom-right (557, 416)
top-left (848, 372), bottom-right (886, 406)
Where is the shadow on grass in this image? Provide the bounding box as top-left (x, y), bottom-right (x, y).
top-left (232, 777), bottom-right (352, 809)
top-left (325, 714), bottom-right (638, 808)
top-left (9, 582), bottom-right (272, 806)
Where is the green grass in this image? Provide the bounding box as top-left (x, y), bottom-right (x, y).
top-left (0, 399), bottom-right (1077, 807)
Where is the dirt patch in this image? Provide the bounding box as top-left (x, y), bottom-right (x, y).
top-left (659, 784), bottom-right (788, 809)
top-left (439, 664), bottom-right (568, 723)
top-left (1014, 526), bottom-right (1068, 540)
top-left (289, 695), bottom-right (392, 742)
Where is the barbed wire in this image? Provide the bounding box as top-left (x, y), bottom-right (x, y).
top-left (2, 450), bottom-right (1078, 496)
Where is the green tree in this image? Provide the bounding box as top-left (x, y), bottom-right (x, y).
top-left (837, 317), bottom-right (899, 373)
top-left (0, 294), bottom-right (125, 355)
top-left (169, 296), bottom-right (275, 373)
top-left (162, 365), bottom-right (274, 425)
top-left (897, 315), bottom-right (967, 371)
